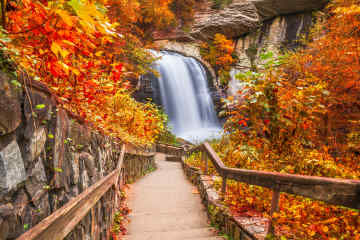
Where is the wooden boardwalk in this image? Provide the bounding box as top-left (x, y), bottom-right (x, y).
top-left (125, 153), bottom-right (223, 240)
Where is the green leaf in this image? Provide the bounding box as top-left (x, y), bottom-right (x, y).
top-left (76, 144), bottom-right (84, 149)
top-left (23, 224), bottom-right (29, 230)
top-left (260, 51), bottom-right (274, 60)
top-left (36, 104), bottom-right (46, 110)
top-left (10, 79), bottom-right (22, 87)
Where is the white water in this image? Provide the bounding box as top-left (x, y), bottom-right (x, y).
top-left (228, 68), bottom-right (246, 96)
top-left (152, 51), bottom-right (222, 143)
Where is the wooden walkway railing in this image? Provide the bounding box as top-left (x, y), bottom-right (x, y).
top-left (185, 142), bottom-right (360, 213)
top-left (16, 142), bottom-right (359, 239)
top-left (16, 144), bottom-right (127, 240)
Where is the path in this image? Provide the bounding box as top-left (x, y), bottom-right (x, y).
top-left (125, 153), bottom-right (223, 240)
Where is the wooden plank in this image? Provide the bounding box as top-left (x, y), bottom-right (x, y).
top-left (157, 143), bottom-right (183, 150)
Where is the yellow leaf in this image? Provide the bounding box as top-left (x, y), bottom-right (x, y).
top-left (51, 42), bottom-right (61, 56)
top-left (322, 226), bottom-right (329, 233)
top-left (62, 40), bottom-right (75, 46)
top-left (70, 67), bottom-right (80, 76)
top-left (95, 51), bottom-right (103, 57)
top-left (55, 9), bottom-right (73, 26)
top-left (51, 42), bottom-right (70, 58)
top-left (59, 61), bottom-right (69, 75)
top-left (308, 230), bottom-right (316, 237)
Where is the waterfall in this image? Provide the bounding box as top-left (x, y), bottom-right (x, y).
top-left (151, 51), bottom-right (222, 143)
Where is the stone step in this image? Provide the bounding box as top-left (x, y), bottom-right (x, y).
top-left (124, 227), bottom-right (220, 240)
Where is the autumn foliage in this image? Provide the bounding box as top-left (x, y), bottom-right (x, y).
top-left (0, 0), bottom-right (189, 144)
top-left (170, 0), bottom-right (196, 27)
top-left (200, 33), bottom-right (236, 85)
top-left (189, 0), bottom-right (360, 239)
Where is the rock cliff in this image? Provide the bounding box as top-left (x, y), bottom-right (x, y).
top-left (160, 0), bottom-right (326, 41)
top-left (152, 0), bottom-right (326, 95)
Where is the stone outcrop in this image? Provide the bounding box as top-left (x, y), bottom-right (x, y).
top-left (251, 0), bottom-right (326, 20)
top-left (228, 12), bottom-right (313, 95)
top-left (0, 72), bottom-right (156, 240)
top-left (191, 1), bottom-right (259, 41)
top-left (190, 0), bottom-right (326, 40)
top-left (235, 12), bottom-right (313, 67)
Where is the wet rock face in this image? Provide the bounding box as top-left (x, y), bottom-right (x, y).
top-left (228, 12), bottom-right (314, 96)
top-left (234, 12), bottom-right (314, 70)
top-left (190, 0), bottom-right (326, 40)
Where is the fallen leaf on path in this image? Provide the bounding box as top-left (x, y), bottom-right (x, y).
top-left (192, 188), bottom-right (199, 194)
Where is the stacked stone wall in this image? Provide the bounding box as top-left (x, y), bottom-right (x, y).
top-left (0, 72), bottom-right (156, 239)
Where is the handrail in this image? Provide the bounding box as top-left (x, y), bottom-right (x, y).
top-left (156, 143), bottom-right (185, 156)
top-left (186, 142), bottom-right (360, 210)
top-left (16, 144), bottom-right (127, 240)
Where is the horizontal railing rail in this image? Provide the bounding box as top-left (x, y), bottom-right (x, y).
top-left (156, 143), bottom-right (185, 156)
top-left (17, 145), bottom-right (128, 240)
top-left (185, 142), bottom-right (360, 210)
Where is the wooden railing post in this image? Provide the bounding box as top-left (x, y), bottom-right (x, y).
top-left (221, 174), bottom-right (227, 199)
top-left (202, 151), bottom-right (208, 175)
top-left (270, 190), bottom-right (280, 215)
top-left (269, 190), bottom-right (280, 233)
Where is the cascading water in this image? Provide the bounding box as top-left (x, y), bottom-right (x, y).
top-left (151, 51), bottom-right (222, 143)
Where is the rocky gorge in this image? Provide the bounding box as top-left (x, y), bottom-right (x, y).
top-left (136, 0), bottom-right (327, 99)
